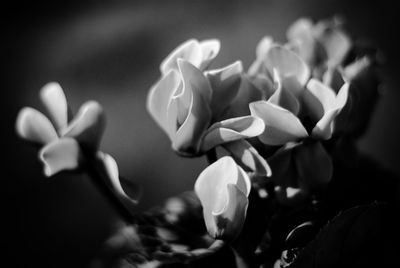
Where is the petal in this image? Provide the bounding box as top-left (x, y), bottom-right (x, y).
top-left (306, 79), bottom-right (337, 111)
top-left (98, 152), bottom-right (140, 205)
top-left (194, 157), bottom-right (250, 240)
top-left (199, 39), bottom-right (221, 70)
top-left (319, 28), bottom-right (351, 66)
top-left (16, 107), bottom-right (58, 144)
top-left (211, 184), bottom-right (249, 241)
top-left (229, 74), bottom-right (266, 117)
top-left (39, 82), bottom-right (68, 132)
top-left (206, 61), bottom-right (243, 119)
top-left (286, 18), bottom-right (316, 64)
top-left (293, 141), bottom-right (333, 188)
top-left (311, 82), bottom-right (349, 139)
top-left (268, 69), bottom-right (300, 115)
top-left (39, 138), bottom-right (82, 177)
top-left (201, 115), bottom-right (265, 152)
top-left (160, 39), bottom-right (202, 75)
top-left (250, 101), bottom-right (308, 145)
top-left (63, 101), bottom-right (105, 151)
top-left (147, 70), bottom-right (181, 135)
top-left (264, 45), bottom-right (310, 86)
top-left (223, 139), bottom-right (271, 177)
top-left (256, 36), bottom-right (274, 59)
top-left (194, 156), bottom-right (250, 214)
top-left (171, 60), bottom-right (212, 154)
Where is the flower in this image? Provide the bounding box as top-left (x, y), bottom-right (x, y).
top-left (147, 40), bottom-right (271, 175)
top-left (286, 17), bottom-right (351, 72)
top-left (250, 78), bottom-right (349, 204)
top-left (194, 156), bottom-right (251, 242)
top-left (16, 82), bottom-right (139, 205)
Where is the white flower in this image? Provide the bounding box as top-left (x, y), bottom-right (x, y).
top-left (195, 156), bottom-right (251, 241)
top-left (16, 82), bottom-right (139, 205)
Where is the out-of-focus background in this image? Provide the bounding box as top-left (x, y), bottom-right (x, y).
top-left (3, 0), bottom-right (399, 267)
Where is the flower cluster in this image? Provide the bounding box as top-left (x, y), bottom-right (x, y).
top-left (16, 16), bottom-right (385, 268)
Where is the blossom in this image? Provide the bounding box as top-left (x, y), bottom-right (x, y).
top-left (250, 78), bottom-right (349, 204)
top-left (286, 17), bottom-right (351, 71)
top-left (16, 82), bottom-right (139, 205)
top-left (147, 40), bottom-right (271, 175)
top-left (194, 156), bottom-right (251, 241)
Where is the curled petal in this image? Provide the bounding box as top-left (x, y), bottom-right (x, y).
top-left (311, 82), bottom-right (349, 139)
top-left (223, 139), bottom-right (271, 177)
top-left (198, 39), bottom-right (221, 70)
top-left (264, 45), bottom-right (310, 86)
top-left (250, 101), bottom-right (308, 145)
top-left (293, 141), bottom-right (333, 188)
top-left (39, 138), bottom-right (82, 177)
top-left (98, 152), bottom-right (140, 205)
top-left (206, 61), bottom-right (243, 119)
top-left (201, 116), bottom-right (265, 152)
top-left (268, 69), bottom-right (300, 115)
top-left (63, 101), bottom-right (106, 151)
top-left (306, 79), bottom-right (337, 111)
top-left (211, 184), bottom-right (248, 241)
top-left (194, 156), bottom-right (250, 241)
top-left (172, 60), bottom-right (212, 154)
top-left (16, 107), bottom-right (58, 144)
top-left (39, 82), bottom-right (68, 132)
top-left (147, 70), bottom-right (181, 135)
top-left (256, 36), bottom-right (274, 59)
top-left (160, 39), bottom-right (202, 75)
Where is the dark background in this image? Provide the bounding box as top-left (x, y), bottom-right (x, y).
top-left (3, 0), bottom-right (399, 267)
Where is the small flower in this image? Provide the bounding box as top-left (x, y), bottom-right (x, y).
top-left (16, 82), bottom-right (105, 176)
top-left (16, 82), bottom-right (139, 205)
top-left (194, 156), bottom-right (251, 242)
top-left (148, 43), bottom-right (271, 175)
top-left (250, 78), bottom-right (349, 204)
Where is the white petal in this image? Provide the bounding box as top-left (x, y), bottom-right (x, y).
top-left (147, 70), bottom-right (181, 134)
top-left (306, 79), bottom-right (337, 111)
top-left (199, 39), bottom-right (221, 70)
top-left (319, 28), bottom-right (351, 66)
top-left (171, 60), bottom-right (212, 154)
top-left (16, 107), bottom-right (58, 144)
top-left (223, 139), bottom-right (271, 177)
top-left (201, 116), bottom-right (265, 152)
top-left (39, 138), bottom-right (82, 177)
top-left (286, 18), bottom-right (316, 64)
top-left (310, 82), bottom-right (349, 139)
top-left (194, 156), bottom-right (250, 213)
top-left (256, 36), bottom-right (274, 59)
top-left (211, 184), bottom-right (248, 241)
top-left (264, 45), bottom-right (310, 86)
top-left (206, 61), bottom-right (243, 119)
top-left (268, 69), bottom-right (300, 115)
top-left (39, 82), bottom-right (68, 132)
top-left (63, 101), bottom-right (105, 151)
top-left (160, 39), bottom-right (202, 75)
top-left (250, 101), bottom-right (308, 145)
top-left (99, 152), bottom-right (140, 205)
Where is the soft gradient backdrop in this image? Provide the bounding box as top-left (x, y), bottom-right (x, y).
top-left (3, 0), bottom-right (399, 267)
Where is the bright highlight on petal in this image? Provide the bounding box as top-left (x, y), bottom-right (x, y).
top-left (39, 138), bottom-right (82, 177)
top-left (63, 101), bottom-right (106, 151)
top-left (194, 156), bottom-right (251, 241)
top-left (40, 82), bottom-right (69, 133)
top-left (16, 107), bottom-right (58, 145)
top-left (201, 116), bottom-right (265, 152)
top-left (250, 101), bottom-right (308, 145)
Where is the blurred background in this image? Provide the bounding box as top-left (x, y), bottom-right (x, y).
top-left (3, 0), bottom-right (399, 267)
